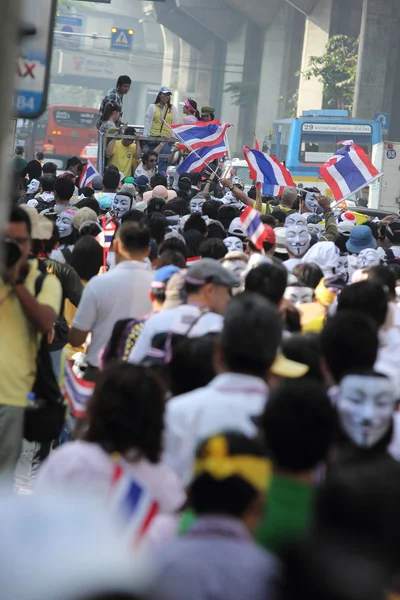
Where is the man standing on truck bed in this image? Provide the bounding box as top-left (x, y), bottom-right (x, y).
top-left (97, 75), bottom-right (132, 131)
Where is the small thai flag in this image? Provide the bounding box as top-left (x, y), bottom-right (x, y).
top-left (170, 121), bottom-right (231, 150)
top-left (79, 159), bottom-right (101, 188)
top-left (62, 359), bottom-right (95, 418)
top-left (110, 460), bottom-right (159, 547)
top-left (96, 218), bottom-right (117, 250)
top-left (177, 140), bottom-right (228, 174)
top-left (244, 146), bottom-right (295, 196)
top-left (319, 141), bottom-right (381, 202)
top-left (240, 206), bottom-right (268, 250)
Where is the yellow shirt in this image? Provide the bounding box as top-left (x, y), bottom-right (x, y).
top-left (109, 140), bottom-right (139, 178)
top-left (150, 104), bottom-right (174, 138)
top-left (0, 260), bottom-right (62, 408)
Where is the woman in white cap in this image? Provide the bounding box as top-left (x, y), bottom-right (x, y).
top-left (144, 86), bottom-right (179, 175)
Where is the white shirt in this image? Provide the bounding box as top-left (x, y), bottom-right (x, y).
top-left (163, 372), bottom-right (269, 485)
top-left (73, 261), bottom-right (153, 367)
top-left (134, 163), bottom-right (156, 181)
top-left (129, 304), bottom-right (223, 364)
top-left (390, 245), bottom-right (400, 259)
top-left (283, 258), bottom-right (303, 273)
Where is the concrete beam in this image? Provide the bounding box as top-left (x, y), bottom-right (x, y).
top-left (284, 0), bottom-right (320, 16)
top-left (179, 0), bottom-right (243, 42)
top-left (153, 0), bottom-right (214, 50)
top-left (225, 0), bottom-right (281, 29)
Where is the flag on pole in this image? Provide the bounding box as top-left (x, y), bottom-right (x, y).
top-left (176, 139), bottom-right (228, 174)
top-left (96, 218), bottom-right (116, 250)
top-left (240, 206), bottom-right (269, 250)
top-left (319, 141), bottom-right (381, 202)
top-left (244, 146), bottom-right (295, 196)
top-left (170, 121), bottom-right (231, 150)
top-left (110, 460), bottom-right (159, 547)
top-left (79, 159), bottom-right (101, 188)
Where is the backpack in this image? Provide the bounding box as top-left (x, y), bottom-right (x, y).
top-left (35, 196), bottom-right (56, 214)
top-left (23, 272), bottom-right (65, 443)
top-left (102, 318), bottom-right (146, 365)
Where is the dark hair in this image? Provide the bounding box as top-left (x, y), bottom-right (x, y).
top-left (199, 237), bottom-right (227, 260)
top-left (183, 229), bottom-right (204, 258)
top-left (150, 174), bottom-right (168, 189)
top-left (117, 75), bottom-right (132, 87)
top-left (260, 214), bottom-right (276, 228)
top-left (271, 208), bottom-right (287, 225)
top-left (40, 173), bottom-right (57, 193)
top-left (282, 333), bottom-right (323, 382)
top-left (191, 434), bottom-right (267, 517)
top-left (118, 222), bottom-right (150, 253)
top-left (202, 199), bottom-right (222, 220)
top-left (42, 162), bottom-right (57, 175)
top-left (160, 237), bottom-right (186, 257)
top-left (156, 249), bottom-right (186, 269)
top-left (185, 97), bottom-right (201, 120)
top-left (221, 292), bottom-right (282, 376)
top-left (15, 146), bottom-right (24, 156)
top-left (124, 126), bottom-right (136, 138)
top-left (103, 167), bottom-right (120, 191)
top-left (163, 198), bottom-right (189, 217)
top-left (262, 379), bottom-right (336, 471)
top-left (75, 197), bottom-right (100, 216)
top-left (178, 174), bottom-right (192, 193)
top-left (9, 206), bottom-right (32, 235)
top-left (337, 281), bottom-right (388, 328)
top-left (84, 363), bottom-right (164, 463)
top-left (78, 186), bottom-right (95, 198)
top-left (169, 333), bottom-right (219, 396)
top-left (184, 213), bottom-right (207, 236)
top-left (21, 159), bottom-right (42, 182)
top-left (121, 209), bottom-right (145, 224)
top-left (142, 152), bottom-right (158, 168)
top-left (154, 91), bottom-right (172, 108)
top-left (103, 102), bottom-right (120, 122)
top-left (55, 177), bottom-right (75, 202)
top-left (36, 151), bottom-right (44, 161)
top-left (245, 261), bottom-right (288, 305)
top-left (147, 213), bottom-right (167, 245)
top-left (66, 156), bottom-right (81, 170)
top-left (293, 262), bottom-right (324, 289)
top-left (320, 310), bottom-right (379, 384)
top-left (365, 265), bottom-right (397, 300)
top-left (70, 236), bottom-right (103, 281)
top-left (207, 222), bottom-right (226, 240)
top-left (217, 205), bottom-right (239, 230)
top-left (147, 197), bottom-right (166, 216)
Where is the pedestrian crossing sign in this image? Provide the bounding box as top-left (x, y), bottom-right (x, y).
top-left (110, 28), bottom-right (134, 51)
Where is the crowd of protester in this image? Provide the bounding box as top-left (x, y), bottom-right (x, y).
top-left (4, 121), bottom-right (400, 600)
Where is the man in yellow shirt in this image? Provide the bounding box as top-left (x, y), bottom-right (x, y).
top-left (106, 126), bottom-right (142, 178)
top-left (0, 207), bottom-right (61, 474)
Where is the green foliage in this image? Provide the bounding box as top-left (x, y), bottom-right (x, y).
top-left (224, 81), bottom-right (259, 107)
top-left (302, 34), bottom-right (358, 110)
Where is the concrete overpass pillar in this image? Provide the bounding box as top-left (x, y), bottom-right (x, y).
top-left (297, 0), bottom-right (332, 115)
top-left (353, 0), bottom-right (400, 139)
top-left (221, 24), bottom-right (246, 153)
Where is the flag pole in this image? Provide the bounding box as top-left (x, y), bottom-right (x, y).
top-left (101, 216), bottom-right (107, 267)
top-left (330, 173), bottom-right (383, 210)
top-left (163, 121), bottom-right (223, 179)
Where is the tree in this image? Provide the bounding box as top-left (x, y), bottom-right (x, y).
top-left (301, 34), bottom-right (358, 110)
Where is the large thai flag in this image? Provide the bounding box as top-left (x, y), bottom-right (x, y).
top-left (177, 140), bottom-right (228, 174)
top-left (319, 141), bottom-right (381, 202)
top-left (240, 206), bottom-right (268, 250)
top-left (170, 121), bottom-right (231, 150)
top-left (110, 460), bottom-right (159, 547)
top-left (79, 159), bottom-right (100, 188)
top-left (244, 146), bottom-right (295, 196)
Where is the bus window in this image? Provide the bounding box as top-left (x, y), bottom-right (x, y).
top-left (271, 122), bottom-right (291, 162)
top-left (299, 133), bottom-right (372, 163)
top-left (53, 109), bottom-right (97, 129)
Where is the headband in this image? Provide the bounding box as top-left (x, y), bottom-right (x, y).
top-left (184, 98), bottom-right (196, 112)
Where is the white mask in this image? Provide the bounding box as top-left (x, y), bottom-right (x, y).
top-left (337, 254), bottom-right (349, 283)
top-left (286, 222), bottom-right (310, 257)
top-left (56, 211), bottom-right (75, 238)
top-left (224, 236), bottom-right (243, 253)
top-left (304, 192), bottom-right (319, 213)
top-left (112, 194), bottom-right (133, 218)
top-left (285, 214), bottom-right (307, 228)
top-left (222, 258), bottom-right (248, 281)
top-left (284, 285), bottom-right (314, 306)
top-left (356, 248), bottom-right (381, 269)
top-left (190, 196), bottom-right (205, 214)
top-left (338, 374), bottom-right (396, 448)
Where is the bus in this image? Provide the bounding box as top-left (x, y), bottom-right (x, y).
top-left (18, 105), bottom-right (98, 160)
top-left (271, 110), bottom-right (382, 198)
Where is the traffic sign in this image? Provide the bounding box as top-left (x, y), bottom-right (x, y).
top-left (110, 28), bottom-right (134, 51)
top-left (374, 112), bottom-right (391, 134)
top-left (14, 0), bottom-right (57, 119)
top-left (55, 15), bottom-right (84, 50)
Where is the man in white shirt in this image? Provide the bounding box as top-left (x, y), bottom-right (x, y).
top-left (129, 258), bottom-right (239, 364)
top-left (162, 292), bottom-right (308, 485)
top-left (69, 222), bottom-right (153, 379)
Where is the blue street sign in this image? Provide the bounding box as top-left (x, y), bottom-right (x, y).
top-left (110, 28), bottom-right (134, 51)
top-left (387, 149), bottom-right (397, 160)
top-left (374, 112), bottom-right (391, 134)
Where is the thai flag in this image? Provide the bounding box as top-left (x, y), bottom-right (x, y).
top-left (79, 159), bottom-right (100, 188)
top-left (319, 141), bottom-right (381, 202)
top-left (170, 121), bottom-right (231, 150)
top-left (244, 146), bottom-right (295, 196)
top-left (177, 140), bottom-right (228, 174)
top-left (96, 217), bottom-right (117, 250)
top-left (62, 359), bottom-right (95, 418)
top-left (240, 206), bottom-right (268, 250)
top-left (110, 460), bottom-right (159, 547)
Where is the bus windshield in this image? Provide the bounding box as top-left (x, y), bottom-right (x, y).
top-left (299, 133), bottom-right (372, 163)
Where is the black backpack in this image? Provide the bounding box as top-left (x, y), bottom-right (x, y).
top-left (35, 196), bottom-right (56, 214)
top-left (23, 273), bottom-right (65, 443)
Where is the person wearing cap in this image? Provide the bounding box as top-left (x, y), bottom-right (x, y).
top-left (97, 74), bottom-right (131, 131)
top-left (144, 86), bottom-right (179, 174)
top-left (151, 433), bottom-right (279, 600)
top-left (385, 220), bottom-right (400, 259)
top-left (0, 207), bottom-right (61, 474)
top-left (106, 126), bottom-right (142, 179)
top-left (129, 258), bottom-right (239, 366)
top-left (346, 224), bottom-right (376, 255)
top-left (162, 292), bottom-right (308, 485)
top-left (201, 106), bottom-right (216, 122)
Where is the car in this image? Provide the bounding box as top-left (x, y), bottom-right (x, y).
top-left (229, 158), bottom-right (252, 192)
top-left (80, 144), bottom-right (98, 168)
top-left (42, 154), bottom-right (72, 177)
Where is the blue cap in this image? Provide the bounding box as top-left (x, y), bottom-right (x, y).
top-left (98, 195), bottom-right (113, 210)
top-left (346, 225), bottom-right (376, 254)
top-left (151, 265), bottom-right (181, 289)
top-left (134, 175), bottom-right (149, 187)
top-left (159, 86), bottom-right (172, 94)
